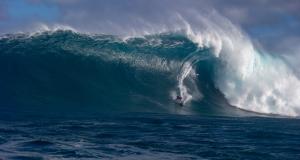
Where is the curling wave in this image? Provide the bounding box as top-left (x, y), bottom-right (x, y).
top-left (0, 22), bottom-right (300, 117)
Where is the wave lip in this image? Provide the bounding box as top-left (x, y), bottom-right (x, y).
top-left (174, 13), bottom-right (300, 117)
top-left (1, 19), bottom-right (300, 117)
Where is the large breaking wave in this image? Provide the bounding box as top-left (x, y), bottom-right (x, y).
top-left (1, 15), bottom-right (300, 117)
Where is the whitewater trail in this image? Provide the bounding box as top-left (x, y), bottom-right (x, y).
top-left (175, 50), bottom-right (211, 105)
top-left (2, 11), bottom-right (300, 116)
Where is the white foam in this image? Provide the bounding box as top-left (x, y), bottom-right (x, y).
top-left (177, 12), bottom-right (300, 116)
top-left (177, 62), bottom-right (194, 104)
top-left (10, 12), bottom-right (300, 116)
top-left (28, 23), bottom-right (78, 37)
top-left (175, 51), bottom-right (209, 105)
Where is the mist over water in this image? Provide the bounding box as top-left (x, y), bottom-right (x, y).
top-left (1, 24), bottom-right (299, 117)
top-left (1, 2), bottom-right (300, 159)
top-left (0, 6), bottom-right (300, 117)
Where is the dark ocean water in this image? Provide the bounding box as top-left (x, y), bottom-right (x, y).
top-left (0, 112), bottom-right (299, 160)
top-left (0, 31), bottom-right (233, 115)
top-left (1, 31), bottom-right (300, 159)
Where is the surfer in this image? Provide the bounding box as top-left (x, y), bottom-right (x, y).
top-left (176, 96), bottom-right (182, 101)
top-left (175, 95), bottom-right (184, 106)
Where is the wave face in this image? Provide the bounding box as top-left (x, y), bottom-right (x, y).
top-left (0, 30), bottom-right (299, 116)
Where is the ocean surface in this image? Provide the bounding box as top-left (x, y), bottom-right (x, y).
top-left (1, 30), bottom-right (300, 159)
top-left (0, 112), bottom-right (299, 159)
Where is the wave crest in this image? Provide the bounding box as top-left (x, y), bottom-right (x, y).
top-left (1, 12), bottom-right (300, 117)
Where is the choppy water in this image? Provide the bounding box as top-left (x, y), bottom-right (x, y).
top-left (1, 31), bottom-right (300, 116)
top-left (1, 30), bottom-right (300, 159)
top-left (0, 113), bottom-right (299, 159)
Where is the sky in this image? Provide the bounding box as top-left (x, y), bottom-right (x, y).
top-left (0, 0), bottom-right (299, 56)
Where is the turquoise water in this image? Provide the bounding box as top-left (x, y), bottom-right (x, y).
top-left (0, 31), bottom-right (299, 159)
top-left (0, 31), bottom-right (243, 116)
